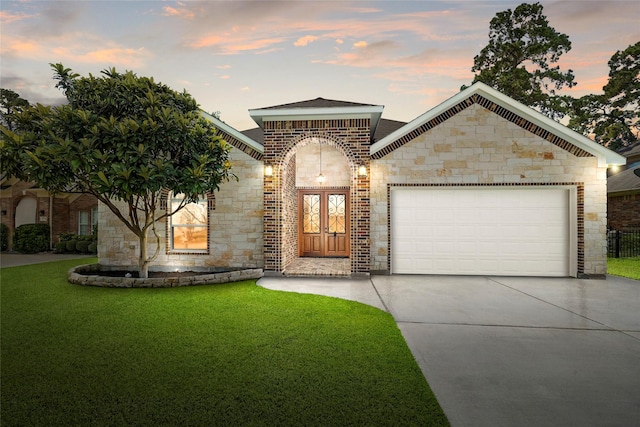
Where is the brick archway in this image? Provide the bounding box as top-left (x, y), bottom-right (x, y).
top-left (262, 122), bottom-right (371, 275)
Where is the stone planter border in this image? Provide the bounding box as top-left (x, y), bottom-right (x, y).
top-left (68, 264), bottom-right (264, 288)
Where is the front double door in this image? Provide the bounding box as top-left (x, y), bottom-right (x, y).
top-left (299, 190), bottom-right (350, 257)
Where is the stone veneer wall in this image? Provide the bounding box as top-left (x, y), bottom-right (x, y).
top-left (262, 119), bottom-right (370, 274)
top-left (370, 104), bottom-right (608, 277)
top-left (98, 147), bottom-right (263, 270)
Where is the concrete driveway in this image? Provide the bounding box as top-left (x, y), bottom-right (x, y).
top-left (259, 275), bottom-right (640, 427)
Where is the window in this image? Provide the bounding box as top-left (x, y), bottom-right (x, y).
top-left (169, 193), bottom-right (208, 251)
top-left (91, 207), bottom-right (98, 233)
top-left (78, 211), bottom-right (90, 235)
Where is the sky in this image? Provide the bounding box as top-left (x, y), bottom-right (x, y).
top-left (1, 0), bottom-right (638, 131)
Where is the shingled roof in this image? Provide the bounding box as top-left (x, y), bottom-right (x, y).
top-left (608, 165), bottom-right (640, 194)
top-left (240, 117), bottom-right (407, 145)
top-left (253, 97), bottom-right (379, 110)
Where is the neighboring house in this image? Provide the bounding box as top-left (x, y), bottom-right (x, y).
top-left (607, 141), bottom-right (640, 230)
top-left (0, 176), bottom-right (99, 250)
top-left (99, 82), bottom-right (625, 278)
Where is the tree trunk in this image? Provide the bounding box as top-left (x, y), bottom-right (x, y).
top-left (138, 230), bottom-right (149, 279)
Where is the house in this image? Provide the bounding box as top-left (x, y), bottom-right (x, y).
top-left (0, 176), bottom-right (99, 250)
top-left (607, 141), bottom-right (640, 230)
top-left (98, 82), bottom-right (626, 278)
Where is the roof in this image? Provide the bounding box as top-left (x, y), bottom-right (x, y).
top-left (248, 97), bottom-right (384, 139)
top-left (253, 97), bottom-right (378, 110)
top-left (616, 140), bottom-right (640, 160)
top-left (239, 118), bottom-right (408, 145)
top-left (370, 82), bottom-right (627, 167)
top-left (608, 165), bottom-right (640, 194)
top-left (201, 82), bottom-right (627, 167)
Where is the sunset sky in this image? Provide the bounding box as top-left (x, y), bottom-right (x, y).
top-left (1, 1), bottom-right (638, 131)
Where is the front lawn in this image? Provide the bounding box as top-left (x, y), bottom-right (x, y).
top-left (0, 259), bottom-right (448, 426)
top-left (608, 257), bottom-right (640, 280)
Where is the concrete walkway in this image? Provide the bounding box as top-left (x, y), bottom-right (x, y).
top-left (258, 275), bottom-right (640, 427)
top-left (0, 253), bottom-right (95, 268)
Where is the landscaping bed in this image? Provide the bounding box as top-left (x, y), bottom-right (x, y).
top-left (68, 263), bottom-right (263, 287)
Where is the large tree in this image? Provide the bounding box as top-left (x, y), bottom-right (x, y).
top-left (567, 41), bottom-right (640, 150)
top-left (0, 88), bottom-right (30, 132)
top-left (466, 2), bottom-right (576, 119)
top-left (0, 64), bottom-right (232, 277)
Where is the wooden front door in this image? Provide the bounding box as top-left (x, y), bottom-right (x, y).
top-left (299, 190), bottom-right (350, 257)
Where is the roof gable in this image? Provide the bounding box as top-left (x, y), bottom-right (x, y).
top-left (370, 82), bottom-right (626, 167)
top-left (201, 111), bottom-right (264, 160)
top-left (255, 97), bottom-right (378, 110)
top-left (248, 97), bottom-right (384, 141)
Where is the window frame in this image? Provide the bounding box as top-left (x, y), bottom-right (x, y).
top-left (78, 210), bottom-right (90, 236)
top-left (166, 192), bottom-right (210, 254)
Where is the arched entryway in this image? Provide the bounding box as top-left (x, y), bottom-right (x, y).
top-left (263, 131), bottom-right (370, 276)
top-left (296, 143), bottom-right (350, 258)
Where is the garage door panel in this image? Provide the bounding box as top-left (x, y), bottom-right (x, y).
top-left (391, 187), bottom-right (572, 277)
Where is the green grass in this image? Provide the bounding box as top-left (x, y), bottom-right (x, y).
top-left (1, 259), bottom-right (448, 426)
top-left (608, 257), bottom-right (640, 280)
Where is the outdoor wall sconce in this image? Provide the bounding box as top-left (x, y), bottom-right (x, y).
top-left (39, 210), bottom-right (45, 216)
top-left (264, 165), bottom-right (273, 177)
top-left (1, 210), bottom-right (6, 216)
top-left (358, 165), bottom-right (367, 177)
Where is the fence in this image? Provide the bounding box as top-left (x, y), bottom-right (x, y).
top-left (607, 229), bottom-right (640, 258)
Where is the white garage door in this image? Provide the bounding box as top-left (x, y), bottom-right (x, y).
top-left (391, 187), bottom-right (573, 276)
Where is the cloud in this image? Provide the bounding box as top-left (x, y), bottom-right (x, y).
top-left (0, 10), bottom-right (33, 24)
top-left (162, 4), bottom-right (195, 19)
top-left (188, 32), bottom-right (286, 55)
top-left (294, 35), bottom-right (319, 47)
top-left (220, 75), bottom-right (230, 80)
top-left (0, 36), bottom-right (43, 57)
top-left (353, 41), bottom-right (368, 48)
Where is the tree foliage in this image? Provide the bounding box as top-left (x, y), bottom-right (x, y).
top-left (0, 88), bottom-right (30, 132)
top-left (567, 41), bottom-right (640, 150)
top-left (0, 64), bottom-right (232, 277)
top-left (466, 2), bottom-right (576, 119)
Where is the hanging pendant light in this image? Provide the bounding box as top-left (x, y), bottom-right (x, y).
top-left (317, 144), bottom-right (325, 184)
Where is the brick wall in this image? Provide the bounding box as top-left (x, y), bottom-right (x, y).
top-left (371, 103), bottom-right (608, 277)
top-left (608, 193), bottom-right (640, 230)
top-left (0, 180), bottom-right (98, 249)
top-left (262, 119), bottom-right (370, 274)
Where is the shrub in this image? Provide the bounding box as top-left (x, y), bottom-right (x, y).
top-left (13, 224), bottom-right (50, 254)
top-left (66, 240), bottom-right (78, 253)
top-left (55, 241), bottom-right (68, 253)
top-left (76, 241), bottom-right (91, 253)
top-left (58, 232), bottom-right (76, 242)
top-left (88, 242), bottom-right (97, 254)
top-left (0, 223), bottom-right (8, 252)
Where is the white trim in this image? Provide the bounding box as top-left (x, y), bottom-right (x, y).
top-left (249, 105), bottom-right (384, 139)
top-left (200, 111), bottom-right (264, 155)
top-left (371, 82), bottom-right (626, 167)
